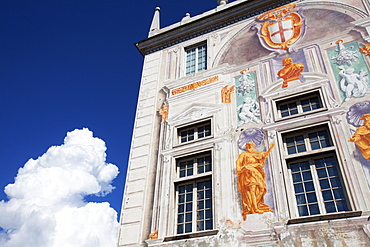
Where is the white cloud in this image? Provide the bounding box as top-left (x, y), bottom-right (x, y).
top-left (0, 128), bottom-right (119, 247)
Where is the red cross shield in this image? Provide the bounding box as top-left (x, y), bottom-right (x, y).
top-left (257, 3), bottom-right (304, 50)
top-left (268, 19), bottom-right (294, 44)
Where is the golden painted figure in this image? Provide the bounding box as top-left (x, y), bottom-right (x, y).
top-left (360, 44), bottom-right (370, 55)
top-left (148, 230), bottom-right (158, 240)
top-left (158, 105), bottom-right (169, 122)
top-left (277, 57), bottom-right (304, 88)
top-left (236, 142), bottom-right (274, 220)
top-left (221, 85), bottom-right (235, 103)
top-left (349, 114), bottom-right (370, 160)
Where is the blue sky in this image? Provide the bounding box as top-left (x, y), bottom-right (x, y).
top-left (0, 0), bottom-right (227, 232)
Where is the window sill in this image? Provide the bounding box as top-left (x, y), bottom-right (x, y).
top-left (174, 135), bottom-right (214, 148)
top-left (287, 211), bottom-right (362, 225)
top-left (164, 230), bottom-right (218, 242)
top-left (275, 108), bottom-right (327, 122)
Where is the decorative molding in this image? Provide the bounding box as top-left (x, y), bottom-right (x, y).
top-left (168, 104), bottom-right (221, 125)
top-left (171, 76), bottom-right (219, 95)
top-left (135, 0), bottom-right (298, 56)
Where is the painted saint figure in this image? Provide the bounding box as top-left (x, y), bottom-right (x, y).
top-left (236, 142), bottom-right (274, 220)
top-left (339, 66), bottom-right (368, 101)
top-left (349, 114), bottom-right (370, 160)
top-left (277, 57), bottom-right (304, 88)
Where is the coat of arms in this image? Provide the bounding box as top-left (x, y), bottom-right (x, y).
top-left (252, 3), bottom-right (306, 54)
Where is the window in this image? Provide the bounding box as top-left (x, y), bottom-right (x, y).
top-left (185, 43), bottom-right (207, 76)
top-left (284, 128), bottom-right (333, 155)
top-left (277, 91), bottom-right (323, 118)
top-left (289, 155), bottom-right (349, 217)
top-left (178, 120), bottom-right (211, 144)
top-left (175, 152), bottom-right (213, 234)
top-left (282, 125), bottom-right (349, 218)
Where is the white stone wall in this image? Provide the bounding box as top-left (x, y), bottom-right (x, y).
top-left (119, 0), bottom-right (370, 246)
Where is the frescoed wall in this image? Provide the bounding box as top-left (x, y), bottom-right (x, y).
top-left (327, 41), bottom-right (370, 102)
top-left (347, 101), bottom-right (370, 189)
top-left (235, 71), bottom-right (261, 126)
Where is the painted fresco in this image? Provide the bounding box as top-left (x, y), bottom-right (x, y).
top-left (236, 129), bottom-right (275, 220)
top-left (327, 41), bottom-right (370, 102)
top-left (270, 49), bottom-right (308, 82)
top-left (235, 71), bottom-right (261, 126)
top-left (252, 3), bottom-right (306, 55)
top-left (347, 101), bottom-right (370, 189)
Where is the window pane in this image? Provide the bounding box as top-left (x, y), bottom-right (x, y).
top-left (286, 135), bottom-right (306, 154)
top-left (322, 190), bottom-right (333, 201)
top-left (180, 129), bottom-right (195, 143)
top-left (314, 156), bottom-right (348, 214)
top-left (185, 223), bottom-right (192, 233)
top-left (319, 179), bottom-right (330, 189)
top-left (292, 173), bottom-right (302, 183)
top-left (306, 192), bottom-right (317, 203)
top-left (186, 44), bottom-right (207, 76)
top-left (309, 130), bottom-right (332, 150)
top-left (197, 221), bottom-right (204, 231)
top-left (336, 200), bottom-right (349, 211)
top-left (296, 194), bottom-right (306, 204)
top-left (309, 204), bottom-right (320, 215)
top-left (197, 155), bottom-right (212, 174)
top-left (198, 210), bottom-right (204, 220)
top-left (197, 180), bottom-right (212, 232)
top-left (205, 209), bottom-right (212, 219)
top-left (178, 204), bottom-right (184, 213)
top-left (325, 201), bottom-right (336, 213)
top-left (317, 168), bottom-right (327, 179)
top-left (279, 102), bottom-right (298, 117)
top-left (294, 183), bottom-right (304, 193)
top-left (327, 166), bottom-right (339, 176)
top-left (333, 188), bottom-right (345, 199)
top-left (177, 224), bottom-right (184, 234)
top-left (304, 181), bottom-right (315, 192)
top-left (198, 200), bottom-right (204, 210)
top-left (179, 161), bottom-right (194, 178)
top-left (198, 124), bottom-right (211, 138)
top-left (205, 220), bottom-right (213, 230)
top-left (302, 96), bottom-right (322, 112)
top-left (298, 205), bottom-right (309, 216)
top-left (179, 195), bottom-right (185, 203)
top-left (290, 163), bottom-right (300, 172)
top-left (177, 184), bottom-right (194, 234)
top-left (330, 177), bottom-right (341, 188)
top-left (185, 213), bottom-right (192, 222)
top-left (302, 171), bottom-right (312, 180)
top-left (178, 214), bottom-right (184, 223)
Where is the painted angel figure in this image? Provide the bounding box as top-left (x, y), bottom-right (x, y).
top-left (339, 66), bottom-right (369, 101)
top-left (331, 40), bottom-right (359, 66)
top-left (237, 70), bottom-right (255, 96)
top-left (237, 97), bottom-right (261, 125)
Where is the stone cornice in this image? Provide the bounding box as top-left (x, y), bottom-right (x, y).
top-left (135, 0), bottom-right (298, 56)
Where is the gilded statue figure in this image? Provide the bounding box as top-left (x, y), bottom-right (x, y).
top-left (236, 142), bottom-right (274, 220)
top-left (148, 230), bottom-right (158, 240)
top-left (221, 85), bottom-right (235, 103)
top-left (277, 57), bottom-right (304, 88)
top-left (158, 105), bottom-right (169, 122)
top-left (349, 114), bottom-right (370, 160)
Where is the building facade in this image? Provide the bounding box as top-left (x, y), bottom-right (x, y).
top-left (118, 0), bottom-right (370, 246)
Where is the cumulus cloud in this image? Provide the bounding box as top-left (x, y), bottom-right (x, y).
top-left (0, 128), bottom-right (119, 247)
